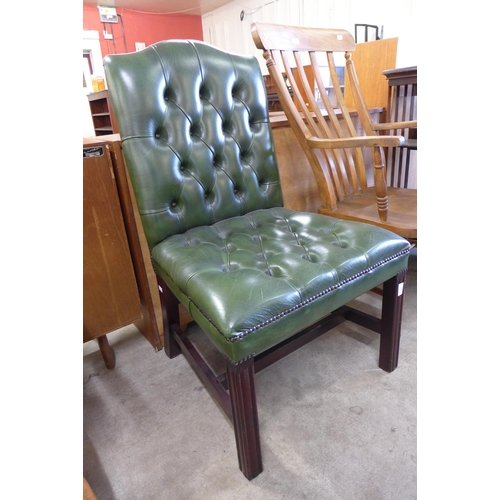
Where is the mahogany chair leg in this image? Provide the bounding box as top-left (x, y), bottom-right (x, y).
top-left (379, 269), bottom-right (407, 373)
top-left (225, 357), bottom-right (263, 480)
top-left (97, 335), bottom-right (116, 369)
top-left (156, 276), bottom-right (181, 359)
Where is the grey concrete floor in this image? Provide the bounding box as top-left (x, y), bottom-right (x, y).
top-left (83, 249), bottom-right (416, 500)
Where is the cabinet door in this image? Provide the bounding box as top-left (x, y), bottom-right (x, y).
top-left (83, 142), bottom-right (142, 341)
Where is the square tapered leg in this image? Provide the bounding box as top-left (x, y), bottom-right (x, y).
top-left (225, 358), bottom-right (263, 480)
top-left (379, 269), bottom-right (407, 372)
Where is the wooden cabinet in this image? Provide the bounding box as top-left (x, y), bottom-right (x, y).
top-left (83, 138), bottom-right (142, 339)
top-left (87, 90), bottom-right (118, 136)
top-left (83, 138), bottom-right (144, 367)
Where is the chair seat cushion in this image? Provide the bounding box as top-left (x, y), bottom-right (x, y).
top-left (152, 207), bottom-right (410, 363)
top-left (319, 187), bottom-right (417, 240)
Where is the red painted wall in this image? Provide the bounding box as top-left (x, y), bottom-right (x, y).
top-left (83, 5), bottom-right (204, 58)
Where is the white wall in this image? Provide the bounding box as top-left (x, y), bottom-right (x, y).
top-left (348, 0), bottom-right (416, 67)
top-left (202, 0), bottom-right (416, 71)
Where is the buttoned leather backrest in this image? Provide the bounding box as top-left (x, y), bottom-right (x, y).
top-left (104, 40), bottom-right (284, 249)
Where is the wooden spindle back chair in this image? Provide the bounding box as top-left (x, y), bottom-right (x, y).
top-left (251, 22), bottom-right (417, 242)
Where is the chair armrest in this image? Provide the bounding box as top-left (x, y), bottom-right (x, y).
top-left (373, 120), bottom-right (417, 132)
top-left (306, 135), bottom-right (405, 149)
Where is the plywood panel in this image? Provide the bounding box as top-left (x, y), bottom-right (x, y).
top-left (344, 38), bottom-right (398, 110)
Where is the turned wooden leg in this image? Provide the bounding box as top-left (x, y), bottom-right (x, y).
top-left (97, 335), bottom-right (116, 369)
top-left (225, 357), bottom-right (263, 480)
top-left (373, 146), bottom-right (389, 222)
top-left (379, 269), bottom-right (407, 372)
top-left (156, 275), bottom-right (181, 359)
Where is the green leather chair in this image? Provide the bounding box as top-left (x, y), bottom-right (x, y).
top-left (103, 40), bottom-right (411, 480)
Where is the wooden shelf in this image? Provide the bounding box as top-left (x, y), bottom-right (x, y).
top-left (87, 90), bottom-right (118, 136)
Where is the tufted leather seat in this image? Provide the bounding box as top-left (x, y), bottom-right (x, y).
top-left (153, 208), bottom-right (408, 363)
top-left (104, 40), bottom-right (411, 480)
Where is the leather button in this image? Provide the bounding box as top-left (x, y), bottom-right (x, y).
top-left (333, 241), bottom-right (348, 248)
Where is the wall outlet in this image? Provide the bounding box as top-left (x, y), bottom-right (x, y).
top-left (103, 31), bottom-right (113, 40)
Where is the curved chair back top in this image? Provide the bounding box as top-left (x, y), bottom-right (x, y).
top-left (104, 40), bottom-right (284, 248)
